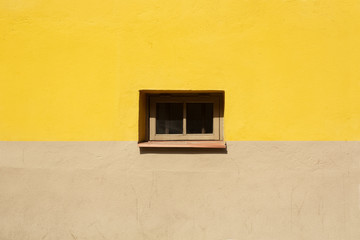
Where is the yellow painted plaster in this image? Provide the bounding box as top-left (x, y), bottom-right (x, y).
top-left (1, 0), bottom-right (360, 140)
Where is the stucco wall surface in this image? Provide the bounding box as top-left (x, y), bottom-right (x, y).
top-left (0, 141), bottom-right (359, 239)
top-left (1, 0), bottom-right (360, 140)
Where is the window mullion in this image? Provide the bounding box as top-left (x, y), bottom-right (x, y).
top-left (183, 102), bottom-right (186, 135)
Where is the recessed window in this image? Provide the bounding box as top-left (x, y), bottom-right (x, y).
top-left (148, 93), bottom-right (223, 141)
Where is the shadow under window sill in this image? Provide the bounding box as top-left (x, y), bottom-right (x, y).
top-left (138, 141), bottom-right (227, 154)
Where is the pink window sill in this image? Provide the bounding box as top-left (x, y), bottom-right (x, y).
top-left (138, 141), bottom-right (226, 149)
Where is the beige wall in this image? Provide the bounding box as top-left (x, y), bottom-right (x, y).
top-left (0, 141), bottom-right (359, 239)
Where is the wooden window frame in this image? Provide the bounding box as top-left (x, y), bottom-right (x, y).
top-left (149, 94), bottom-right (223, 141)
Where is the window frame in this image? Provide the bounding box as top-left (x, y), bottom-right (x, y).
top-left (149, 94), bottom-right (222, 141)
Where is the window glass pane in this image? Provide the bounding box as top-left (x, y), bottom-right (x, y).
top-left (186, 103), bottom-right (213, 134)
top-left (156, 103), bottom-right (183, 134)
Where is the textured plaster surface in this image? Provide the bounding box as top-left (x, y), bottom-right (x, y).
top-left (0, 141), bottom-right (359, 239)
top-left (1, 1), bottom-right (360, 140)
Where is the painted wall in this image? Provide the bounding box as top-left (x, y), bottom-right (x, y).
top-left (1, 0), bottom-right (360, 141)
top-left (1, 141), bottom-right (360, 240)
top-left (1, 1), bottom-right (360, 240)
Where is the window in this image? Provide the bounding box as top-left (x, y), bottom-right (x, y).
top-left (148, 93), bottom-right (223, 141)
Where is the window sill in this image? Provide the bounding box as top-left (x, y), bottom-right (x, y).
top-left (138, 141), bottom-right (226, 149)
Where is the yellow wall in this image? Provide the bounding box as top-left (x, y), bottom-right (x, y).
top-left (1, 0), bottom-right (360, 141)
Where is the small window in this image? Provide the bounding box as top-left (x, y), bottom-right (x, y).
top-left (148, 93), bottom-right (223, 141)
